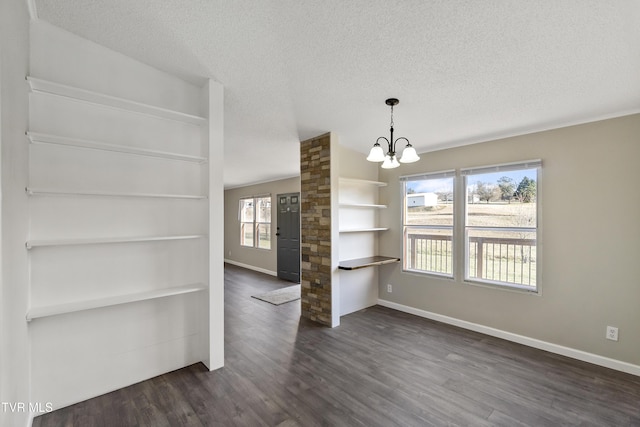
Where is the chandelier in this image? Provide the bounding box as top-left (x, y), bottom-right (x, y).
top-left (366, 98), bottom-right (420, 168)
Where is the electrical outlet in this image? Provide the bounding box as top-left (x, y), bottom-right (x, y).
top-left (606, 326), bottom-right (619, 341)
top-left (387, 284), bottom-right (392, 293)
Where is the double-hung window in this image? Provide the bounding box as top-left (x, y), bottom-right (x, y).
top-left (239, 196), bottom-right (272, 249)
top-left (462, 160), bottom-right (540, 291)
top-left (401, 171), bottom-right (455, 277)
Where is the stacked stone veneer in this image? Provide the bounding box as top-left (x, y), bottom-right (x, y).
top-left (300, 133), bottom-right (333, 326)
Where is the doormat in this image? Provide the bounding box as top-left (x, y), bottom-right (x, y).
top-left (251, 285), bottom-right (301, 306)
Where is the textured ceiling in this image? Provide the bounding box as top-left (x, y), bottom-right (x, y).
top-left (34, 0), bottom-right (640, 188)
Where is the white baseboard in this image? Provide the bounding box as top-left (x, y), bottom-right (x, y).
top-left (224, 259), bottom-right (277, 277)
top-left (378, 299), bottom-right (640, 377)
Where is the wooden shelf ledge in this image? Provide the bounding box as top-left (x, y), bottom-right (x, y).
top-left (26, 283), bottom-right (206, 321)
top-left (338, 256), bottom-right (400, 270)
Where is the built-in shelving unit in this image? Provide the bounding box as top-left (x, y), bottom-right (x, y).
top-left (25, 25), bottom-right (217, 411)
top-left (338, 171), bottom-right (398, 316)
top-left (27, 76), bottom-right (207, 125)
top-left (26, 283), bottom-right (206, 321)
top-left (27, 132), bottom-right (207, 163)
top-left (26, 234), bottom-right (205, 250)
top-left (338, 177), bottom-right (389, 235)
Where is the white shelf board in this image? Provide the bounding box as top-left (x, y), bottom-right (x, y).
top-left (26, 283), bottom-right (206, 321)
top-left (339, 228), bottom-right (389, 233)
top-left (26, 187), bottom-right (206, 200)
top-left (26, 234), bottom-right (205, 250)
top-left (339, 203), bottom-right (387, 209)
top-left (27, 76), bottom-right (207, 125)
top-left (27, 132), bottom-right (207, 163)
top-left (339, 177), bottom-right (387, 187)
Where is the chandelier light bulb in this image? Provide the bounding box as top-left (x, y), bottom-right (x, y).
top-left (399, 144), bottom-right (420, 163)
top-left (366, 143), bottom-right (385, 162)
top-left (381, 154), bottom-right (400, 169)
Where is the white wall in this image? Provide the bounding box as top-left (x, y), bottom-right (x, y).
top-left (378, 114), bottom-right (640, 372)
top-left (25, 20), bottom-right (221, 412)
top-left (0, 0), bottom-right (31, 426)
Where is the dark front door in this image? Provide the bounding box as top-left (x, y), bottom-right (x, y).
top-left (277, 193), bottom-right (300, 283)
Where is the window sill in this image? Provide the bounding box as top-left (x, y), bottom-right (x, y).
top-left (463, 279), bottom-right (540, 295)
top-left (402, 268), bottom-right (454, 281)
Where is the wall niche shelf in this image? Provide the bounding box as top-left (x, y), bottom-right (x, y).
top-left (26, 234), bottom-right (205, 250)
top-left (27, 76), bottom-right (207, 125)
top-left (26, 283), bottom-right (206, 322)
top-left (339, 177), bottom-right (387, 187)
top-left (339, 228), bottom-right (389, 233)
top-left (26, 187), bottom-right (206, 200)
top-left (339, 203), bottom-right (387, 209)
top-left (27, 132), bottom-right (207, 163)
top-left (338, 256), bottom-right (400, 270)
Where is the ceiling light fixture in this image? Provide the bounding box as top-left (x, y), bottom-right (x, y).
top-left (366, 98), bottom-right (420, 168)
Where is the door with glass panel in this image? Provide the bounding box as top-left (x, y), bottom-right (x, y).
top-left (276, 193), bottom-right (300, 283)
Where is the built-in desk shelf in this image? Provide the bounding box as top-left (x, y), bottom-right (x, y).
top-left (26, 234), bottom-right (205, 250)
top-left (338, 256), bottom-right (400, 270)
top-left (27, 77), bottom-right (207, 125)
top-left (26, 283), bottom-right (206, 321)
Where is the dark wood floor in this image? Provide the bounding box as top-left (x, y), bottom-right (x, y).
top-left (35, 264), bottom-right (640, 426)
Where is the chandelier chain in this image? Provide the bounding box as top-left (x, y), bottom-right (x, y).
top-left (390, 105), bottom-right (394, 129)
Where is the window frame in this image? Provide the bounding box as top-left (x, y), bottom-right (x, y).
top-left (239, 195), bottom-right (272, 250)
top-left (461, 160), bottom-right (541, 293)
top-left (401, 170), bottom-right (456, 279)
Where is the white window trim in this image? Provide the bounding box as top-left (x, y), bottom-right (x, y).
top-left (462, 160), bottom-right (541, 293)
top-left (239, 194), bottom-right (272, 250)
top-left (401, 170), bottom-right (456, 279)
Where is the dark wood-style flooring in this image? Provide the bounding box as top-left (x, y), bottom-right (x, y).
top-left (34, 264), bottom-right (640, 426)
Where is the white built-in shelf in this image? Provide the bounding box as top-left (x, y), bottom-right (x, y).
top-left (27, 132), bottom-right (207, 163)
top-left (339, 203), bottom-right (387, 209)
top-left (339, 228), bottom-right (389, 233)
top-left (26, 187), bottom-right (206, 200)
top-left (339, 178), bottom-right (387, 187)
top-left (26, 283), bottom-right (206, 321)
top-left (26, 234), bottom-right (205, 250)
top-left (26, 77), bottom-right (207, 126)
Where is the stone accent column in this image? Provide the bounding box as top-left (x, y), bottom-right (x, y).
top-left (300, 133), bottom-right (333, 326)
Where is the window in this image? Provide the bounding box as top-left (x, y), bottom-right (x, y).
top-left (401, 171), bottom-right (455, 277)
top-left (462, 161), bottom-right (540, 291)
top-left (239, 196), bottom-right (271, 249)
